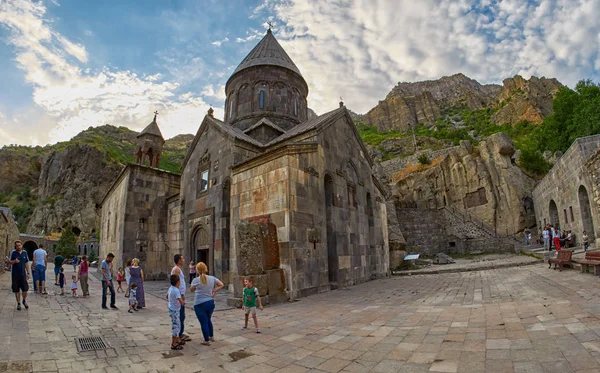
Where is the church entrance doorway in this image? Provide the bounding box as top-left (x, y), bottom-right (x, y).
top-left (324, 175), bottom-right (337, 289)
top-left (193, 226), bottom-right (211, 271)
top-left (549, 200), bottom-right (559, 227)
top-left (579, 185), bottom-right (595, 240)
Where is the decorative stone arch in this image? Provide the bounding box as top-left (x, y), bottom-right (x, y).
top-left (549, 199), bottom-right (559, 227)
top-left (271, 81), bottom-right (289, 113)
top-left (236, 83), bottom-right (251, 120)
top-left (89, 244), bottom-right (94, 256)
top-left (191, 224), bottom-right (211, 270)
top-left (83, 244), bottom-right (88, 256)
top-left (78, 244), bottom-right (82, 255)
top-left (578, 185), bottom-right (595, 239)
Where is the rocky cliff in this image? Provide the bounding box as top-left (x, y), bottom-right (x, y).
top-left (0, 125), bottom-right (193, 234)
top-left (362, 74), bottom-right (561, 132)
top-left (388, 133), bottom-right (537, 235)
top-left (492, 75), bottom-right (562, 125)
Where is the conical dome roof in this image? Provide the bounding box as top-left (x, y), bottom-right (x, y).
top-left (229, 29), bottom-right (303, 79)
top-left (137, 114), bottom-right (164, 139)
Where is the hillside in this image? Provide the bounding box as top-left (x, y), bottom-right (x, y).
top-left (0, 125), bottom-right (193, 233)
top-left (357, 74), bottom-right (567, 175)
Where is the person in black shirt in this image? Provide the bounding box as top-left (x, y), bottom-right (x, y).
top-left (7, 240), bottom-right (31, 310)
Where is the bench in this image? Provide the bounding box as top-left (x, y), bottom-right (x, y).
top-left (572, 251), bottom-right (600, 276)
top-left (548, 250), bottom-right (573, 271)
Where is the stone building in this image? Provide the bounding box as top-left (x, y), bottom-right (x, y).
top-left (100, 116), bottom-right (182, 279)
top-left (178, 29), bottom-right (390, 301)
top-left (0, 207), bottom-right (20, 266)
top-left (533, 135), bottom-right (600, 244)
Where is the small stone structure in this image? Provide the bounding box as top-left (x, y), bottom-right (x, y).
top-left (533, 135), bottom-right (600, 244)
top-left (100, 118), bottom-right (182, 279)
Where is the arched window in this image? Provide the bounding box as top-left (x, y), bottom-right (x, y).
top-left (229, 99), bottom-right (234, 119)
top-left (294, 97), bottom-right (298, 116)
top-left (366, 192), bottom-right (374, 227)
top-left (259, 91), bottom-right (265, 109)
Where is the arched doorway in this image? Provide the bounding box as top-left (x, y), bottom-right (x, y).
top-left (23, 241), bottom-right (38, 261)
top-left (193, 226), bottom-right (210, 270)
top-left (324, 174), bottom-right (337, 288)
top-left (549, 200), bottom-right (559, 227)
top-left (579, 185), bottom-right (595, 239)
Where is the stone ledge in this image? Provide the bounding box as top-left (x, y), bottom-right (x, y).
top-left (392, 257), bottom-right (542, 276)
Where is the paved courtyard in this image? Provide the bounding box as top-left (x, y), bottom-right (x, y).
top-left (3, 263), bottom-right (600, 373)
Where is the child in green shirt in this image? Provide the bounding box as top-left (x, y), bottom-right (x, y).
top-left (242, 277), bottom-right (263, 333)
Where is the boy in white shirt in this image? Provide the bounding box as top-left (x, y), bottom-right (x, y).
top-left (168, 275), bottom-right (185, 350)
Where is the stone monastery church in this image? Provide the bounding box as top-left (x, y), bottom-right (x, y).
top-left (100, 29), bottom-right (390, 301)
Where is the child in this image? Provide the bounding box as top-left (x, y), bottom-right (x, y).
top-left (71, 275), bottom-right (78, 297)
top-left (59, 267), bottom-right (65, 295)
top-left (242, 277), bottom-right (263, 333)
top-left (583, 231), bottom-right (589, 251)
top-left (168, 275), bottom-right (184, 350)
top-left (128, 283), bottom-right (139, 313)
top-left (117, 267), bottom-right (124, 293)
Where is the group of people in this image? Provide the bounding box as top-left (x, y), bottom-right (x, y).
top-left (6, 241), bottom-right (92, 310)
top-left (99, 254), bottom-right (145, 311)
top-left (166, 254), bottom-right (263, 351)
top-left (539, 224), bottom-right (590, 251)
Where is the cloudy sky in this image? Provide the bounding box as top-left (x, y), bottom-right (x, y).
top-left (1, 0), bottom-right (599, 147)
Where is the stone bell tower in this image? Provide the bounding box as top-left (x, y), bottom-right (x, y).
top-left (135, 112), bottom-right (165, 168)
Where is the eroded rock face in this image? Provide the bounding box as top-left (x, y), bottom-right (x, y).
top-left (390, 133), bottom-right (536, 235)
top-left (492, 75), bottom-right (562, 125)
top-left (0, 147), bottom-right (42, 195)
top-left (26, 144), bottom-right (122, 234)
top-left (363, 73), bottom-right (501, 132)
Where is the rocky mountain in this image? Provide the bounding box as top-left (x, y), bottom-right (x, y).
top-left (492, 76), bottom-right (562, 125)
top-left (361, 73), bottom-right (561, 132)
top-left (0, 125), bottom-right (193, 234)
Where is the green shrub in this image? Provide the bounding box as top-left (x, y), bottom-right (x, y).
top-left (417, 154), bottom-right (431, 165)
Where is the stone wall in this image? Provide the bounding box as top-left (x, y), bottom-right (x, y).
top-left (229, 115), bottom-right (389, 300)
top-left (0, 208), bottom-right (20, 270)
top-left (396, 206), bottom-right (514, 257)
top-left (167, 195), bottom-right (184, 259)
top-left (100, 164), bottom-right (180, 280)
top-left (533, 135), bottom-right (600, 242)
top-left (99, 169), bottom-right (130, 271)
top-left (180, 120), bottom-right (259, 284)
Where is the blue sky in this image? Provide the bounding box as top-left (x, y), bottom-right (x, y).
top-left (1, 0), bottom-right (600, 146)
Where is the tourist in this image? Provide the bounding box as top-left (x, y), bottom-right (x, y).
top-left (124, 259), bottom-right (132, 298)
top-left (168, 275), bottom-right (184, 350)
top-left (542, 226), bottom-right (550, 251)
top-left (524, 229), bottom-right (531, 246)
top-left (78, 255), bottom-right (90, 297)
top-left (54, 253), bottom-right (64, 286)
top-left (129, 258), bottom-right (145, 308)
top-left (583, 231), bottom-right (590, 251)
top-left (171, 255), bottom-right (189, 342)
top-left (128, 283), bottom-right (139, 313)
top-left (191, 262), bottom-right (224, 345)
top-left (72, 255), bottom-right (78, 272)
top-left (33, 244), bottom-right (48, 295)
top-left (8, 240), bottom-right (31, 310)
top-left (188, 260), bottom-right (196, 284)
top-left (71, 275), bottom-right (78, 297)
top-left (101, 253), bottom-right (117, 309)
top-left (241, 277), bottom-right (264, 333)
top-left (552, 225), bottom-right (560, 250)
top-left (58, 267), bottom-right (65, 295)
top-left (116, 267), bottom-right (124, 293)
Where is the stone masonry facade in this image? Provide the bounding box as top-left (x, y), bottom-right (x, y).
top-left (533, 134), bottom-right (600, 244)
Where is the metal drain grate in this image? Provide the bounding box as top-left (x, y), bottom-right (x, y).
top-left (75, 336), bottom-right (108, 352)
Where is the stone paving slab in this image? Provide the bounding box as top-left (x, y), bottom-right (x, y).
top-left (4, 261), bottom-right (600, 372)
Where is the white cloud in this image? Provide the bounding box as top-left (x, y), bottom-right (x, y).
top-left (255, 0), bottom-right (600, 114)
top-left (211, 37), bottom-right (229, 46)
top-left (0, 0), bottom-right (213, 145)
top-left (236, 28), bottom-right (263, 43)
top-left (201, 84), bottom-right (226, 101)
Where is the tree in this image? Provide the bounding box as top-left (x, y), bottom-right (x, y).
top-left (56, 223), bottom-right (78, 257)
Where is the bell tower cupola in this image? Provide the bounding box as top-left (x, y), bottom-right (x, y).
top-left (135, 112), bottom-right (165, 168)
top-left (224, 29), bottom-right (309, 132)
